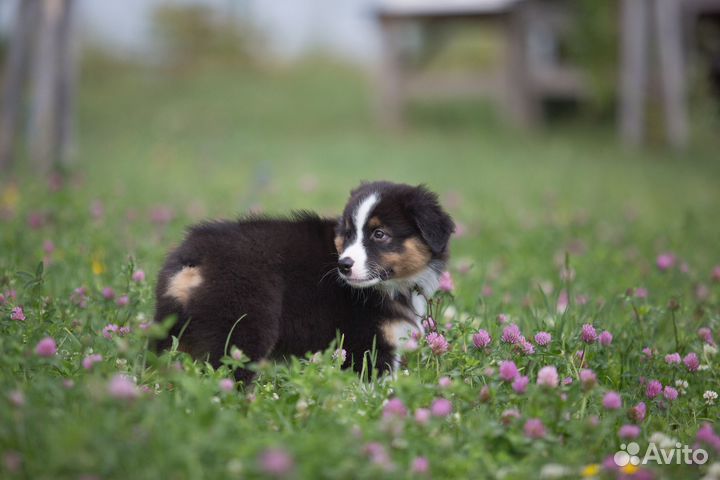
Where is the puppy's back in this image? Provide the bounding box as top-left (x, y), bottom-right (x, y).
top-left (153, 213), bottom-right (340, 362)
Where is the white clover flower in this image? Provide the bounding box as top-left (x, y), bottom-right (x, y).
top-left (391, 438), bottom-right (408, 450)
top-left (332, 348), bottom-right (347, 363)
top-left (226, 459), bottom-right (243, 476)
top-left (699, 364), bottom-right (710, 371)
top-left (675, 379), bottom-right (689, 395)
top-left (539, 464), bottom-right (572, 479)
top-left (296, 399), bottom-right (309, 413)
top-left (701, 462), bottom-right (720, 480)
top-left (704, 390), bottom-right (718, 405)
top-left (443, 305), bottom-right (457, 320)
top-left (704, 343), bottom-right (718, 356)
top-left (649, 432), bottom-right (677, 449)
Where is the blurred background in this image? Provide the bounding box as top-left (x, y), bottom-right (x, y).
top-left (3, 4), bottom-right (720, 476)
top-left (0, 0), bottom-right (719, 271)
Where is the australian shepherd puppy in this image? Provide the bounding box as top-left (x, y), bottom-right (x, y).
top-left (153, 181), bottom-right (454, 382)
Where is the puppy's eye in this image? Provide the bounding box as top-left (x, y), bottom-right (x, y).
top-left (344, 230), bottom-right (352, 239)
top-left (372, 229), bottom-right (389, 241)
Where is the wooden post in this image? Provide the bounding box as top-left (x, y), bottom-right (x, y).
top-left (0, 0), bottom-right (42, 171)
top-left (502, 5), bottom-right (539, 128)
top-left (55, 0), bottom-right (77, 167)
top-left (619, 0), bottom-right (690, 148)
top-left (655, 0), bottom-right (689, 148)
top-left (619, 0), bottom-right (650, 145)
top-left (28, 0), bottom-right (76, 171)
top-left (376, 16), bottom-right (406, 130)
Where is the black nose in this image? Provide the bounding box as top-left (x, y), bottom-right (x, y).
top-left (338, 257), bottom-right (354, 274)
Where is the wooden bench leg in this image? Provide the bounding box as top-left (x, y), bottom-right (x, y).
top-left (655, 0), bottom-right (689, 148)
top-left (619, 0), bottom-right (650, 146)
top-left (28, 0), bottom-right (77, 171)
top-left (502, 8), bottom-right (539, 128)
top-left (0, 0), bottom-right (41, 171)
top-left (376, 17), bottom-right (406, 130)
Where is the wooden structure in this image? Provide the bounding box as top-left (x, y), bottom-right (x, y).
top-left (0, 0), bottom-right (77, 172)
top-left (374, 0), bottom-right (587, 129)
top-left (619, 0), bottom-right (720, 149)
top-left (619, 0), bottom-right (688, 148)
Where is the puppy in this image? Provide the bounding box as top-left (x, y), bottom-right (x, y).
top-left (153, 181), bottom-right (454, 382)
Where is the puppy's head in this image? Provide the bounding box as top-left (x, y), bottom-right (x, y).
top-left (334, 182), bottom-right (454, 291)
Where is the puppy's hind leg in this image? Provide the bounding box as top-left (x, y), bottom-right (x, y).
top-left (197, 283), bottom-right (283, 386)
top-left (221, 313), bottom-right (280, 385)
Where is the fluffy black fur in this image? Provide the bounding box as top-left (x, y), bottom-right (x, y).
top-left (153, 181), bottom-right (453, 383)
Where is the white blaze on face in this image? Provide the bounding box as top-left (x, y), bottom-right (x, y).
top-left (340, 193), bottom-right (379, 284)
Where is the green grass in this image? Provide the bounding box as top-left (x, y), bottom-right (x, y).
top-left (1, 58), bottom-right (719, 479)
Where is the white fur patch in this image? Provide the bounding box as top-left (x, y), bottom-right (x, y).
top-left (380, 266), bottom-right (441, 299)
top-left (380, 272), bottom-right (432, 374)
top-left (411, 290), bottom-right (428, 320)
top-left (383, 314), bottom-right (424, 373)
top-left (340, 193), bottom-right (379, 284)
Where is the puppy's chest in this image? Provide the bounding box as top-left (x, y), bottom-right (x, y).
top-left (379, 291), bottom-right (427, 349)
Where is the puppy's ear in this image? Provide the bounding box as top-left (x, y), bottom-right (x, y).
top-left (348, 181), bottom-right (371, 197)
top-left (409, 186), bottom-right (455, 256)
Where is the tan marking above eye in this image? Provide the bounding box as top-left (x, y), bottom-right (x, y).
top-left (379, 237), bottom-right (431, 278)
top-left (367, 216), bottom-right (382, 229)
top-left (334, 235), bottom-right (344, 254)
top-left (165, 266), bottom-right (203, 306)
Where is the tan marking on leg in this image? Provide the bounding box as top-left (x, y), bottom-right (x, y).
top-left (381, 320), bottom-right (401, 347)
top-left (381, 319), bottom-right (417, 349)
top-left (380, 237), bottom-right (432, 278)
top-left (165, 266), bottom-right (203, 305)
top-left (334, 235), bottom-right (344, 254)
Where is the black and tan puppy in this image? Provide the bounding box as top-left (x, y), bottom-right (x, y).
top-left (153, 181), bottom-right (454, 382)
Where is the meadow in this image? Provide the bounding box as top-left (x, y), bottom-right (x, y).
top-left (1, 56), bottom-right (719, 479)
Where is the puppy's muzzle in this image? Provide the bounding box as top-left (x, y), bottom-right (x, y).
top-left (338, 257), bottom-right (354, 275)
